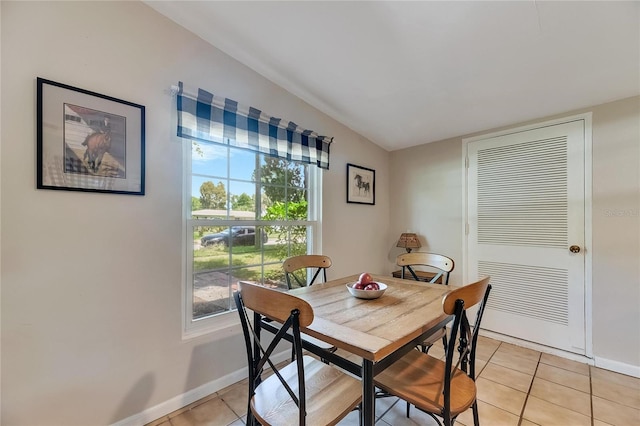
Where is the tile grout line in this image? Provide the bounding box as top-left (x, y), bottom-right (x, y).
top-left (589, 365), bottom-right (594, 426)
top-left (221, 397), bottom-right (243, 425)
top-left (516, 351), bottom-right (542, 426)
top-left (375, 397), bottom-right (400, 424)
top-left (476, 341), bottom-right (540, 424)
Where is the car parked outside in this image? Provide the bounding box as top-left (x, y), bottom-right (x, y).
top-left (200, 226), bottom-right (268, 247)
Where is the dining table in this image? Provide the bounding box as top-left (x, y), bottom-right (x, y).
top-left (268, 273), bottom-right (454, 426)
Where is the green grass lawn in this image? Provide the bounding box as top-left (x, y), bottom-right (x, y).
top-left (194, 243), bottom-right (286, 282)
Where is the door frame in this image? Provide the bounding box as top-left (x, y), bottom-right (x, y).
top-left (461, 112), bottom-right (593, 359)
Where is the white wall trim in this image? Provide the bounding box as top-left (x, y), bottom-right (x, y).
top-left (111, 350), bottom-right (290, 426)
top-left (462, 113), bottom-right (593, 144)
top-left (461, 147), bottom-right (469, 285)
top-left (480, 329), bottom-right (595, 364)
top-left (481, 328), bottom-right (639, 378)
top-left (582, 112), bottom-right (594, 359)
top-left (594, 356), bottom-right (640, 379)
top-left (111, 368), bottom-right (245, 426)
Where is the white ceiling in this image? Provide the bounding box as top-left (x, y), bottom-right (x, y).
top-left (146, 1), bottom-right (640, 151)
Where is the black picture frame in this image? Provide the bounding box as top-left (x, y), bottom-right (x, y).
top-left (346, 163), bottom-right (375, 205)
top-left (37, 77), bottom-right (145, 195)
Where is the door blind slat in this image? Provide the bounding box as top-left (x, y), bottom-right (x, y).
top-left (479, 261), bottom-right (569, 325)
top-left (477, 137), bottom-right (568, 248)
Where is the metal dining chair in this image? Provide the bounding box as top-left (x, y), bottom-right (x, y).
top-left (397, 252), bottom-right (455, 353)
top-left (375, 276), bottom-right (492, 426)
top-left (282, 255), bottom-right (337, 362)
top-left (234, 282), bottom-right (362, 426)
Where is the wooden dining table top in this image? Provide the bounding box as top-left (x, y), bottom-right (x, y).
top-left (288, 274), bottom-right (453, 363)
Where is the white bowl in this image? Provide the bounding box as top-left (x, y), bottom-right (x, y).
top-left (346, 282), bottom-right (387, 299)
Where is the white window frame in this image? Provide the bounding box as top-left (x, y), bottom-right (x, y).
top-left (181, 142), bottom-right (323, 339)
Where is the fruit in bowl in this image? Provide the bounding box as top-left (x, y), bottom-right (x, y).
top-left (359, 272), bottom-right (373, 284)
top-left (346, 280), bottom-right (387, 299)
top-left (353, 272), bottom-right (375, 289)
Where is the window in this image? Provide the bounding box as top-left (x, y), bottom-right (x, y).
top-left (175, 81), bottom-right (331, 336)
top-left (184, 141), bottom-right (321, 336)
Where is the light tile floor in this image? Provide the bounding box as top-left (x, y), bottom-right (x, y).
top-left (146, 336), bottom-right (640, 426)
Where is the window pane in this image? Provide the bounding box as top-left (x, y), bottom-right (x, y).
top-left (229, 149), bottom-right (258, 181)
top-left (289, 225), bottom-right (308, 256)
top-left (193, 225), bottom-right (233, 320)
top-left (263, 224), bottom-right (307, 259)
top-left (260, 187), bottom-right (309, 221)
top-left (289, 162), bottom-right (307, 188)
top-left (192, 142), bottom-right (227, 178)
top-left (260, 157), bottom-right (306, 190)
top-left (191, 176), bottom-right (229, 215)
top-left (287, 189), bottom-right (308, 220)
top-left (228, 180), bottom-right (259, 220)
top-left (236, 266), bottom-right (287, 291)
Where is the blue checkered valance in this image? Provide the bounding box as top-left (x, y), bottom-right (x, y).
top-left (176, 82), bottom-right (333, 169)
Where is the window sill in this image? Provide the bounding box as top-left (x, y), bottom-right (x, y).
top-left (182, 311), bottom-right (241, 341)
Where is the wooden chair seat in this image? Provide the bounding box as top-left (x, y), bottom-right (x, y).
top-left (375, 349), bottom-right (476, 417)
top-left (252, 355), bottom-right (362, 426)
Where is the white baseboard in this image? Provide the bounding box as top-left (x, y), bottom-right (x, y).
top-left (594, 356), bottom-right (640, 378)
top-left (111, 350), bottom-right (291, 426)
top-left (479, 329), bottom-right (640, 378)
top-left (479, 329), bottom-right (595, 364)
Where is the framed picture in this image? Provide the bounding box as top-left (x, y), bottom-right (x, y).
top-left (347, 163), bottom-right (375, 205)
top-left (37, 77), bottom-right (145, 195)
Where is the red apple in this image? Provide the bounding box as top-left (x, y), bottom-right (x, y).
top-left (353, 281), bottom-right (366, 290)
top-left (359, 272), bottom-right (373, 285)
top-left (364, 283), bottom-right (380, 291)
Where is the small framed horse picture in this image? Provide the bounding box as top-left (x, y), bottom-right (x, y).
top-left (347, 163), bottom-right (375, 205)
top-left (36, 78), bottom-right (145, 195)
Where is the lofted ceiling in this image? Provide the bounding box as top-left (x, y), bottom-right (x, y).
top-left (146, 1), bottom-right (640, 151)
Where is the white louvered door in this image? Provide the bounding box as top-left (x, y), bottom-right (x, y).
top-left (466, 119), bottom-right (586, 354)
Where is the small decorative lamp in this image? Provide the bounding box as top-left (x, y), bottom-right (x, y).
top-left (396, 232), bottom-right (421, 253)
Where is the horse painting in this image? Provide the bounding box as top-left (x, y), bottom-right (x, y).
top-left (82, 117), bottom-right (112, 173)
top-left (354, 174), bottom-right (371, 195)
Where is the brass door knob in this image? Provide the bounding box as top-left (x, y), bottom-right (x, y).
top-left (569, 245), bottom-right (581, 253)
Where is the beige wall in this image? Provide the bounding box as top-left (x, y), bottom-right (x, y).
top-left (590, 96), bottom-right (640, 365)
top-left (390, 96), bottom-right (640, 371)
top-left (0, 2), bottom-right (389, 424)
top-left (2, 1), bottom-right (637, 425)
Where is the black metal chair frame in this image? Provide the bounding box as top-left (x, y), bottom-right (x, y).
top-left (285, 263), bottom-right (328, 289)
top-left (400, 263), bottom-right (452, 285)
top-left (235, 291), bottom-right (308, 426)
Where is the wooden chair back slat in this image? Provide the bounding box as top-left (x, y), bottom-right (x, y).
top-left (442, 276), bottom-right (491, 315)
top-left (396, 252), bottom-right (454, 271)
top-left (283, 254), bottom-right (332, 289)
top-left (283, 254), bottom-right (332, 272)
top-left (397, 252), bottom-right (454, 279)
top-left (239, 281), bottom-right (314, 327)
